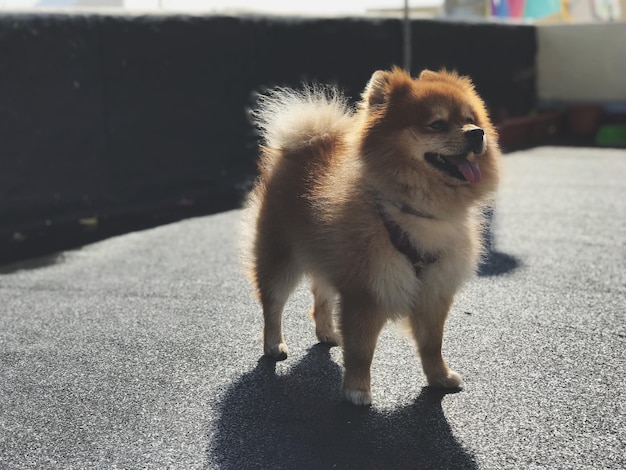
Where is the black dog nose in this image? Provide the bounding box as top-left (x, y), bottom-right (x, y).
top-left (465, 128), bottom-right (485, 154)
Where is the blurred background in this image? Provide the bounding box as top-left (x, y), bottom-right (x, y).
top-left (1, 0), bottom-right (625, 263)
top-left (1, 0), bottom-right (624, 21)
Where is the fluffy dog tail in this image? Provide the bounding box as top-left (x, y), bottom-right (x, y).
top-left (241, 86), bottom-right (353, 289)
top-left (250, 85), bottom-right (354, 154)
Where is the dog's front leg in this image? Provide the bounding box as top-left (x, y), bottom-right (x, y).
top-left (410, 294), bottom-right (464, 390)
top-left (339, 295), bottom-right (386, 406)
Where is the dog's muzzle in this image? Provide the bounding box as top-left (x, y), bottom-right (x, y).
top-left (464, 128), bottom-right (486, 154)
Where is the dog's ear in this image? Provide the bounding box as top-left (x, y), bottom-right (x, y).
top-left (418, 69), bottom-right (439, 81)
top-left (419, 68), bottom-right (476, 91)
top-left (362, 70), bottom-right (392, 107)
top-left (362, 67), bottom-right (412, 108)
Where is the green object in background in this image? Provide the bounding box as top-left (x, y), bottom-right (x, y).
top-left (596, 124), bottom-right (626, 147)
top-left (524, 0), bottom-right (562, 19)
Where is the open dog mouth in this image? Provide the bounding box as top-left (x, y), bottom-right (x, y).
top-left (425, 152), bottom-right (482, 184)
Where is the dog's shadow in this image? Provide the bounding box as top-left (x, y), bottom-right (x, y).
top-left (208, 344), bottom-right (478, 469)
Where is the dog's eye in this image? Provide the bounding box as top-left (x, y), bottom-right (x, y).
top-left (428, 120), bottom-right (447, 131)
top-left (466, 117), bottom-right (476, 125)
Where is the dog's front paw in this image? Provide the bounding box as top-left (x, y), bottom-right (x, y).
top-left (343, 387), bottom-right (372, 406)
top-left (427, 369), bottom-right (464, 390)
top-left (264, 342), bottom-right (289, 361)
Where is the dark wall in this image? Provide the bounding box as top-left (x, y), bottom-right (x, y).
top-left (0, 13), bottom-right (535, 261)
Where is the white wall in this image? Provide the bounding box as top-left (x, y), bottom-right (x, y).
top-left (537, 22), bottom-right (626, 102)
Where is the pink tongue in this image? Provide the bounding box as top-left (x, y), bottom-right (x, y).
top-left (458, 160), bottom-right (482, 184)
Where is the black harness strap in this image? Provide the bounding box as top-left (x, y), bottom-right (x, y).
top-left (377, 205), bottom-right (439, 277)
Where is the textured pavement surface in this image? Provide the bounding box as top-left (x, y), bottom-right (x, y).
top-left (1, 147), bottom-right (625, 469)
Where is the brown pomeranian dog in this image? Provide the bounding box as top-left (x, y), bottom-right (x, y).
top-left (243, 68), bottom-right (500, 405)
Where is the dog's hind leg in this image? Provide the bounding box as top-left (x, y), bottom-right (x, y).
top-left (309, 278), bottom-right (341, 346)
top-left (255, 243), bottom-right (301, 361)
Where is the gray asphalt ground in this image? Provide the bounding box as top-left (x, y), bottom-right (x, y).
top-left (1, 146), bottom-right (625, 469)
